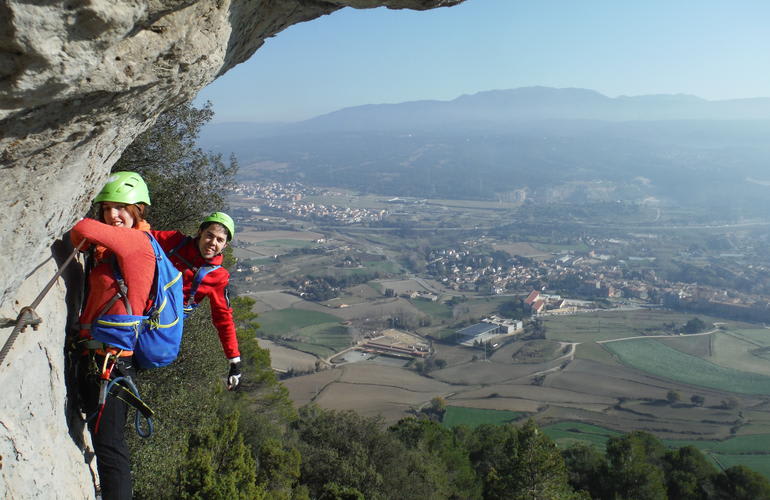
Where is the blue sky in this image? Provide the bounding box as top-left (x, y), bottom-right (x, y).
top-left (195, 0), bottom-right (770, 123)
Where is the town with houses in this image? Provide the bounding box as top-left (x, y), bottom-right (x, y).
top-left (424, 240), bottom-right (770, 323)
top-left (232, 181), bottom-right (387, 225)
top-left (231, 181), bottom-right (770, 334)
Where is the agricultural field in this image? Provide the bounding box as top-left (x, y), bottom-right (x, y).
top-left (544, 309), bottom-right (725, 343)
top-left (227, 188), bottom-right (770, 482)
top-left (237, 229), bottom-right (324, 244)
top-left (256, 308), bottom-right (341, 335)
top-left (442, 406), bottom-right (525, 428)
top-left (509, 340), bottom-right (565, 363)
top-left (283, 362), bottom-right (454, 421)
top-left (247, 291), bottom-right (303, 313)
top-left (256, 308), bottom-right (350, 357)
top-left (603, 338), bottom-right (770, 395)
top-left (542, 421), bottom-right (622, 448)
top-left (542, 420), bottom-right (770, 479)
top-left (708, 329), bottom-right (770, 376)
top-left (376, 278), bottom-right (435, 295)
top-left (293, 296), bottom-right (423, 322)
top-left (657, 333), bottom-right (712, 358)
top-left (257, 338), bottom-right (317, 373)
top-left (409, 298), bottom-right (453, 320)
top-left (492, 242), bottom-right (551, 258)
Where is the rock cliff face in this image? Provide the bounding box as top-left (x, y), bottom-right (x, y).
top-left (0, 0), bottom-right (463, 497)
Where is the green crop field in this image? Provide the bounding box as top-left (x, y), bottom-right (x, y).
top-left (709, 330), bottom-right (770, 376)
top-left (543, 421), bottom-right (770, 479)
top-left (711, 454), bottom-right (770, 479)
top-left (257, 309), bottom-right (342, 336)
top-left (256, 308), bottom-right (351, 357)
top-left (574, 341), bottom-right (620, 365)
top-left (666, 434), bottom-right (770, 455)
top-left (464, 296), bottom-right (510, 317)
top-left (277, 324), bottom-right (351, 358)
top-left (442, 406), bottom-right (525, 428)
top-left (728, 329), bottom-right (770, 347)
top-left (604, 338), bottom-right (770, 395)
top-left (363, 260), bottom-right (402, 274)
top-left (410, 299), bottom-right (453, 320)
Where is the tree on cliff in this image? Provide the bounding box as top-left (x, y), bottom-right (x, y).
top-left (111, 101), bottom-right (237, 233)
top-left (175, 411), bottom-right (264, 499)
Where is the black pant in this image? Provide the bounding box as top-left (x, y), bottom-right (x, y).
top-left (79, 354), bottom-right (136, 500)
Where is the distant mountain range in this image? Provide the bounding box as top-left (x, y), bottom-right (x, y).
top-left (200, 87), bottom-right (770, 213)
top-left (202, 87), bottom-right (770, 143)
top-left (293, 87), bottom-right (770, 132)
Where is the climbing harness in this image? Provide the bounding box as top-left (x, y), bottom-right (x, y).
top-left (0, 240), bottom-right (85, 367)
top-left (89, 351), bottom-right (154, 438)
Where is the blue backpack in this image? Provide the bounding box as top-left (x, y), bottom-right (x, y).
top-left (89, 233), bottom-right (185, 369)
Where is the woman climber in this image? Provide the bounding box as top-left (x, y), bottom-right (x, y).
top-left (71, 171), bottom-right (156, 500)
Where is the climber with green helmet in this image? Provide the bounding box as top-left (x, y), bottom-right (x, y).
top-left (152, 211), bottom-right (243, 389)
top-left (70, 171), bottom-right (157, 499)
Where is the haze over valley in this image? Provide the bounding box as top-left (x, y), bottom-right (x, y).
top-left (208, 86), bottom-right (770, 481)
top-left (202, 87), bottom-right (770, 215)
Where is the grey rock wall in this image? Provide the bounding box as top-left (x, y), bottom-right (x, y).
top-left (0, 243), bottom-right (94, 499)
top-left (0, 0), bottom-right (464, 496)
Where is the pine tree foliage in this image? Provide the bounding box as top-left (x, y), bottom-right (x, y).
top-left (111, 101), bottom-right (237, 233)
top-left (175, 411), bottom-right (265, 500)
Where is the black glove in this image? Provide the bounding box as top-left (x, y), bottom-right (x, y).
top-left (227, 359), bottom-right (242, 391)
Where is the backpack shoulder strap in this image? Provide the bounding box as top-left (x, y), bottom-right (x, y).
top-left (104, 255), bottom-right (132, 315)
top-left (167, 236), bottom-right (197, 272)
top-left (187, 265), bottom-right (222, 305)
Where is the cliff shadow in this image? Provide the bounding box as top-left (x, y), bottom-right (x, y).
top-left (52, 236), bottom-right (94, 466)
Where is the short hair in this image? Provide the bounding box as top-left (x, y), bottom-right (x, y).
top-left (198, 221), bottom-right (231, 241)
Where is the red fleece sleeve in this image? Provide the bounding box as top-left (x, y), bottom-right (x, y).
top-left (208, 275), bottom-right (240, 359)
top-left (151, 230), bottom-right (186, 253)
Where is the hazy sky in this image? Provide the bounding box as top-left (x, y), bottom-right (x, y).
top-left (195, 0), bottom-right (770, 123)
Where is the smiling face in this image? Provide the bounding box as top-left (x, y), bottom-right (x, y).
top-left (101, 201), bottom-right (135, 228)
top-left (197, 223), bottom-right (229, 259)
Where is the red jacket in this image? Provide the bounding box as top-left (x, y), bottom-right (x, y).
top-left (151, 230), bottom-right (240, 359)
top-left (71, 219), bottom-right (156, 346)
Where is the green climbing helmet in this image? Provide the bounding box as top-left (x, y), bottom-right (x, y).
top-left (94, 171), bottom-right (151, 205)
top-left (201, 212), bottom-right (235, 241)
